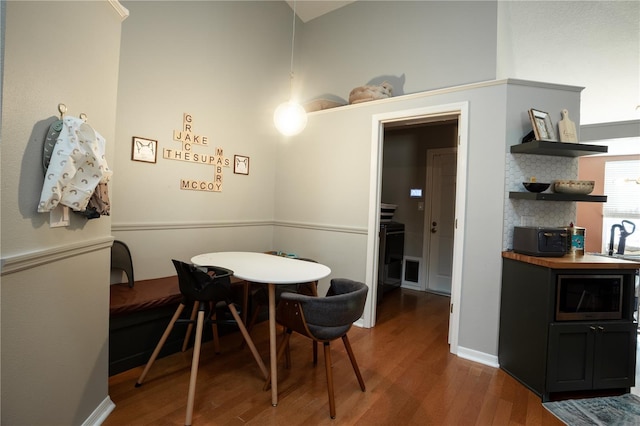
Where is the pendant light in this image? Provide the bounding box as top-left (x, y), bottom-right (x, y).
top-left (274, 1), bottom-right (307, 136)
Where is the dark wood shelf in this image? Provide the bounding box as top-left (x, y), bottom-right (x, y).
top-left (509, 192), bottom-right (607, 202)
top-left (510, 140), bottom-right (608, 157)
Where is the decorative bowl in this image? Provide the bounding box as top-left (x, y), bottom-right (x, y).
top-left (553, 180), bottom-right (595, 195)
top-left (522, 182), bottom-right (550, 193)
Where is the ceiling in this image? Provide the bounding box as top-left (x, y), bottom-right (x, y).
top-left (285, 1), bottom-right (356, 22)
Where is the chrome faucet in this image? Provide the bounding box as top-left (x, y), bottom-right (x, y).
top-left (609, 220), bottom-right (636, 255)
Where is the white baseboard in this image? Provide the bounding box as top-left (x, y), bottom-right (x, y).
top-left (456, 346), bottom-right (499, 368)
top-left (82, 396), bottom-right (115, 426)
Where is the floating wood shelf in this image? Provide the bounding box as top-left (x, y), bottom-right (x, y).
top-left (510, 141), bottom-right (608, 157)
top-left (509, 192), bottom-right (607, 202)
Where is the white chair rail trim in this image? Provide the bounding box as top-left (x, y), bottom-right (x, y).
top-left (274, 220), bottom-right (367, 235)
top-left (112, 220), bottom-right (273, 232)
top-left (1, 236), bottom-right (114, 276)
top-left (111, 220), bottom-right (367, 235)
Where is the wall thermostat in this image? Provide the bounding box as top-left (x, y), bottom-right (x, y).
top-left (410, 188), bottom-right (423, 198)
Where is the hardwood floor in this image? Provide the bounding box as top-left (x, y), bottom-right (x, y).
top-left (104, 289), bottom-right (563, 425)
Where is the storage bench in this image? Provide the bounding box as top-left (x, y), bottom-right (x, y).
top-left (110, 275), bottom-right (253, 376)
top-left (109, 276), bottom-right (185, 376)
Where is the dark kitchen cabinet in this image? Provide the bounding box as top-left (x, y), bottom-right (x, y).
top-left (547, 322), bottom-right (637, 393)
top-left (499, 252), bottom-right (638, 401)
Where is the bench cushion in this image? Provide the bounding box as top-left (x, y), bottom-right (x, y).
top-left (110, 276), bottom-right (181, 316)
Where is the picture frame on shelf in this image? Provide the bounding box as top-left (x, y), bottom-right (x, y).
top-left (234, 155), bottom-right (249, 175)
top-left (528, 109), bottom-right (557, 141)
top-left (131, 136), bottom-right (157, 163)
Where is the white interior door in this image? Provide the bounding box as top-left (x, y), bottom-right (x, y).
top-left (425, 148), bottom-right (457, 295)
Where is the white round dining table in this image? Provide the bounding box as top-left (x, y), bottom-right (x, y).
top-left (190, 251), bottom-right (331, 407)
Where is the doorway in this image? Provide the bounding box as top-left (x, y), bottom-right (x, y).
top-left (364, 102), bottom-right (469, 355)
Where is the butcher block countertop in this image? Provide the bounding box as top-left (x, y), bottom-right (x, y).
top-left (502, 251), bottom-right (640, 270)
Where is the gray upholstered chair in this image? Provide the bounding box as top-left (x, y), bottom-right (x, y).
top-left (270, 278), bottom-right (368, 419)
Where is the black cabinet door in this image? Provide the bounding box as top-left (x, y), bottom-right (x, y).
top-left (547, 321), bottom-right (637, 393)
top-left (593, 322), bottom-right (637, 389)
top-left (547, 323), bottom-right (595, 392)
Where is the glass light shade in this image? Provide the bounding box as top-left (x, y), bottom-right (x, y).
top-left (273, 100), bottom-right (307, 136)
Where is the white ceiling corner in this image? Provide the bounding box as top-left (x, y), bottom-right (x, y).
top-left (285, 0), bottom-right (357, 23)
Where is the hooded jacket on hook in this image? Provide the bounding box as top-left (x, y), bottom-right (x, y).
top-left (38, 115), bottom-right (112, 213)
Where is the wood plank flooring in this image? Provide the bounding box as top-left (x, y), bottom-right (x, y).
top-left (104, 288), bottom-right (563, 425)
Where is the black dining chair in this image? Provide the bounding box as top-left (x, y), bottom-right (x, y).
top-left (110, 240), bottom-right (134, 287)
top-left (267, 278), bottom-right (368, 419)
top-left (135, 260), bottom-right (268, 426)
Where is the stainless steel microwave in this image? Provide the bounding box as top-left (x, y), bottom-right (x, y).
top-left (556, 274), bottom-right (624, 321)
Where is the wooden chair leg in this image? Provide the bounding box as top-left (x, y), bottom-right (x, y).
top-left (323, 342), bottom-right (336, 419)
top-left (342, 335), bottom-right (365, 391)
top-left (185, 309), bottom-right (205, 426)
top-left (182, 302), bottom-right (199, 352)
top-left (136, 303), bottom-right (186, 386)
top-left (227, 303), bottom-right (268, 379)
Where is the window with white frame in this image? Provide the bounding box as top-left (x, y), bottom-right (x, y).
top-left (602, 160), bottom-right (640, 254)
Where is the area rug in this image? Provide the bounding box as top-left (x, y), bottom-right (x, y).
top-left (543, 393), bottom-right (640, 425)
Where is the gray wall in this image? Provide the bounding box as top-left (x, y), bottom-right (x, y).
top-left (112, 1), bottom-right (293, 279)
top-left (298, 1), bottom-right (498, 104)
top-left (1, 2), bottom-right (123, 424)
top-left (1, 1), bottom-right (637, 423)
top-left (274, 79), bottom-right (580, 358)
top-left (111, 1), bottom-right (500, 280)
top-left (497, 1), bottom-right (639, 124)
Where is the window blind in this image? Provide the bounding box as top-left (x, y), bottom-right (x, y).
top-left (603, 160), bottom-right (640, 218)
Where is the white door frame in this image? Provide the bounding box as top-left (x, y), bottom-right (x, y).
top-left (364, 102), bottom-right (469, 355)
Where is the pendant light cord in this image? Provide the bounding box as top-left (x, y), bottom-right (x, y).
top-left (273, 0), bottom-right (307, 136)
top-left (289, 1), bottom-right (297, 90)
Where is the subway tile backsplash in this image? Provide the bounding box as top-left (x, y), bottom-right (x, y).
top-left (503, 153), bottom-right (577, 249)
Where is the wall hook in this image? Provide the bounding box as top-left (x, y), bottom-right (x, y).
top-left (58, 103), bottom-right (67, 119)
